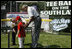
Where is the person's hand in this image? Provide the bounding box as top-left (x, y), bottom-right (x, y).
top-left (30, 17), bottom-right (34, 22)
top-left (13, 29), bottom-right (16, 33)
top-left (16, 34), bottom-right (18, 38)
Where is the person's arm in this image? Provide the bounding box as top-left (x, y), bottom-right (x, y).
top-left (23, 7), bottom-right (37, 28)
top-left (16, 24), bottom-right (20, 37)
top-left (13, 28), bottom-right (16, 33)
top-left (23, 19), bottom-right (32, 29)
top-left (16, 29), bottom-right (20, 37)
top-left (23, 16), bottom-right (34, 29)
top-left (12, 23), bottom-right (16, 33)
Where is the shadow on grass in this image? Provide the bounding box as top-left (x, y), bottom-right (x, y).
top-left (58, 33), bottom-right (71, 36)
top-left (37, 43), bottom-right (61, 48)
top-left (23, 43), bottom-right (61, 48)
top-left (24, 43), bottom-right (32, 47)
top-left (10, 43), bottom-right (61, 48)
top-left (43, 45), bottom-right (61, 48)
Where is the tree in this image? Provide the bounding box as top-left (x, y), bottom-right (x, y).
top-left (1, 1), bottom-right (10, 6)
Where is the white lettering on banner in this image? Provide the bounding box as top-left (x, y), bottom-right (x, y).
top-left (60, 6), bottom-right (69, 9)
top-left (46, 1), bottom-right (57, 6)
top-left (59, 1), bottom-right (71, 6)
top-left (53, 24), bottom-right (68, 31)
top-left (40, 10), bottom-right (71, 15)
top-left (46, 1), bottom-right (71, 7)
top-left (41, 1), bottom-right (71, 16)
top-left (50, 18), bottom-right (70, 31)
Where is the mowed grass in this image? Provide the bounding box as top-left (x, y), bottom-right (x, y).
top-left (1, 32), bottom-right (71, 48)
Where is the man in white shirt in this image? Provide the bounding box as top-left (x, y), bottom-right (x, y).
top-left (21, 5), bottom-right (42, 48)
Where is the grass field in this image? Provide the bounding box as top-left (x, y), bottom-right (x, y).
top-left (1, 31), bottom-right (71, 48)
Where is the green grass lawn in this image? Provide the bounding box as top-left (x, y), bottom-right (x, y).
top-left (1, 32), bottom-right (71, 48)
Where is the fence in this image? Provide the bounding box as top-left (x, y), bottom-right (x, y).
top-left (1, 27), bottom-right (32, 48)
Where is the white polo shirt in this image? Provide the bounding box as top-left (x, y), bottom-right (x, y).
top-left (28, 6), bottom-right (39, 17)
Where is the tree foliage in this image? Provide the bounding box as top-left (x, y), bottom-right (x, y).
top-left (1, 1), bottom-right (9, 6)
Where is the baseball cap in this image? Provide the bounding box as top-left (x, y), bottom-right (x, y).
top-left (16, 16), bottom-right (21, 21)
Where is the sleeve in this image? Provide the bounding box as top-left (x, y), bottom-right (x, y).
top-left (33, 7), bottom-right (39, 16)
top-left (28, 7), bottom-right (34, 17)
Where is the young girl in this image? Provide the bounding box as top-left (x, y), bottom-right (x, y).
top-left (15, 16), bottom-right (33, 48)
